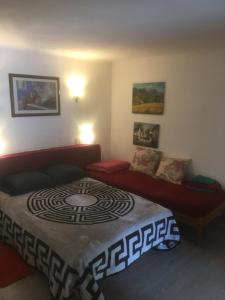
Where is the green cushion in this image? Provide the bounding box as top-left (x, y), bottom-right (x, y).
top-left (44, 164), bottom-right (86, 185)
top-left (191, 175), bottom-right (217, 185)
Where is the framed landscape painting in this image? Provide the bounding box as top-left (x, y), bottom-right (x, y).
top-left (133, 122), bottom-right (160, 148)
top-left (9, 73), bottom-right (60, 117)
top-left (132, 82), bottom-right (165, 114)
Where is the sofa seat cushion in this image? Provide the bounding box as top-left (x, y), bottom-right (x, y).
top-left (87, 169), bottom-right (225, 218)
top-left (87, 160), bottom-right (130, 173)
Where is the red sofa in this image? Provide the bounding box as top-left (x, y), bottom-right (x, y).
top-left (87, 167), bottom-right (225, 239)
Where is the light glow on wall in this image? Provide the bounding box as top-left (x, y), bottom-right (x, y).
top-left (79, 123), bottom-right (95, 144)
top-left (66, 75), bottom-right (86, 100)
top-left (0, 138), bottom-right (6, 156)
top-left (0, 28), bottom-right (28, 49)
top-left (49, 49), bottom-right (105, 61)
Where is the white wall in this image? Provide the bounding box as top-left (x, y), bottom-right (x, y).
top-left (0, 48), bottom-right (111, 158)
top-left (2, 47), bottom-right (225, 185)
top-left (111, 49), bottom-right (225, 186)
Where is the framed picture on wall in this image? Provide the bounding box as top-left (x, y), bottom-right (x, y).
top-left (133, 122), bottom-right (160, 148)
top-left (132, 82), bottom-right (165, 114)
top-left (9, 73), bottom-right (60, 117)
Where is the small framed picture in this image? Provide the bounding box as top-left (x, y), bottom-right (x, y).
top-left (133, 122), bottom-right (160, 148)
top-left (9, 73), bottom-right (60, 117)
top-left (132, 82), bottom-right (165, 114)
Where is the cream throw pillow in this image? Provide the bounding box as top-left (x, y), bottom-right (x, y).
top-left (155, 157), bottom-right (191, 184)
top-left (131, 147), bottom-right (162, 176)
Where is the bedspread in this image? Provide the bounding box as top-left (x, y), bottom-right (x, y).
top-left (0, 177), bottom-right (180, 300)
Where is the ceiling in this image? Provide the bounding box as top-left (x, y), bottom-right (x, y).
top-left (0, 0), bottom-right (225, 60)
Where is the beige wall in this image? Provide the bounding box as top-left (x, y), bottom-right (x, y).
top-left (111, 49), bottom-right (225, 186)
top-left (0, 48), bottom-right (111, 158)
top-left (1, 47), bottom-right (225, 186)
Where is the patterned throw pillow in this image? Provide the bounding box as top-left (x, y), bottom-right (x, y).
top-left (130, 147), bottom-right (162, 176)
top-left (155, 157), bottom-right (191, 184)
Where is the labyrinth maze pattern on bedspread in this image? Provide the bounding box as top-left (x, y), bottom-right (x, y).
top-left (27, 179), bottom-right (135, 225)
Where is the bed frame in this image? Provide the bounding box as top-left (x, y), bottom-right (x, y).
top-left (0, 144), bottom-right (101, 177)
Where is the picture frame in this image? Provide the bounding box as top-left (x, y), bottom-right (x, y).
top-left (9, 73), bottom-right (60, 117)
top-left (132, 82), bottom-right (165, 114)
top-left (133, 122), bottom-right (160, 148)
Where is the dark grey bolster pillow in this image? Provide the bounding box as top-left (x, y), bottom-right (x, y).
top-left (43, 164), bottom-right (86, 185)
top-left (0, 171), bottom-right (54, 196)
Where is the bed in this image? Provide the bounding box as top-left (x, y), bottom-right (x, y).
top-left (0, 144), bottom-right (180, 300)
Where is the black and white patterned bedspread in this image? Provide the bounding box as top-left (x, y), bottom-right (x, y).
top-left (0, 177), bottom-right (180, 300)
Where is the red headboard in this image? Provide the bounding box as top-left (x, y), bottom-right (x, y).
top-left (0, 144), bottom-right (101, 177)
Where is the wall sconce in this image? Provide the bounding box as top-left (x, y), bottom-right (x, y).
top-left (66, 75), bottom-right (86, 103)
top-left (79, 123), bottom-right (95, 144)
top-left (0, 138), bottom-right (6, 156)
